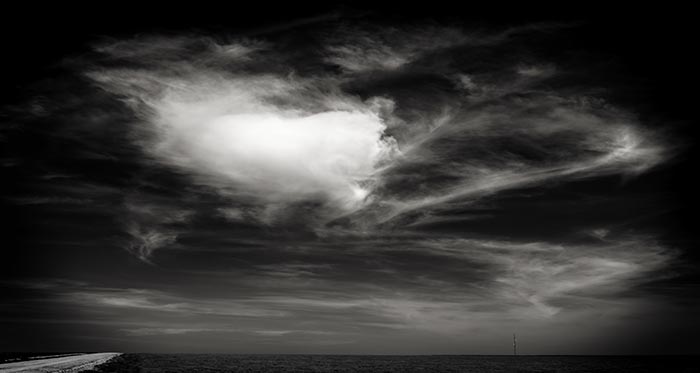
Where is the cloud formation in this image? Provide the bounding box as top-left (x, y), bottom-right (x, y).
top-left (87, 38), bottom-right (401, 224)
top-left (82, 27), bottom-right (671, 238)
top-left (1, 21), bottom-right (685, 354)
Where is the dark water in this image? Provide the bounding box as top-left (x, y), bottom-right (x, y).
top-left (92, 354), bottom-right (698, 372)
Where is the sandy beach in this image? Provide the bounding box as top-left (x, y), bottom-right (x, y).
top-left (0, 353), bottom-right (120, 372)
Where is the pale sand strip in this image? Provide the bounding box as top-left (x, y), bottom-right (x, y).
top-left (0, 352), bottom-right (120, 372)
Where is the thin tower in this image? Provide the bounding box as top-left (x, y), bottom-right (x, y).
top-left (513, 333), bottom-right (517, 356)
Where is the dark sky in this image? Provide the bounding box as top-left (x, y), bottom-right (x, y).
top-left (1, 4), bottom-right (699, 354)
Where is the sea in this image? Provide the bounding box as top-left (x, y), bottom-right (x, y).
top-left (89, 354), bottom-right (698, 372)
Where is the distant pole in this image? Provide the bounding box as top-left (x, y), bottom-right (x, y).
top-left (513, 333), bottom-right (517, 356)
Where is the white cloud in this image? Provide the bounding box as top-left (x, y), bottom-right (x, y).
top-left (88, 45), bottom-right (399, 223)
top-left (164, 109), bottom-right (394, 211)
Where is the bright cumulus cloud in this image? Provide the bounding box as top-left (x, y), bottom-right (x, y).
top-left (88, 56), bottom-right (399, 218)
top-left (156, 109), bottom-right (395, 210)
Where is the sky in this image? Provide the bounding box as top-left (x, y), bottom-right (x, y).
top-left (1, 4), bottom-right (699, 354)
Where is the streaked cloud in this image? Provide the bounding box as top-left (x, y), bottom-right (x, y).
top-left (324, 26), bottom-right (467, 72)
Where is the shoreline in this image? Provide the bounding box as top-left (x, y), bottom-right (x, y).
top-left (0, 352), bottom-right (121, 372)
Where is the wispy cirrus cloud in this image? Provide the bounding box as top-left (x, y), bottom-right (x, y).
top-left (8, 229), bottom-right (675, 337)
top-left (324, 25), bottom-right (467, 73)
